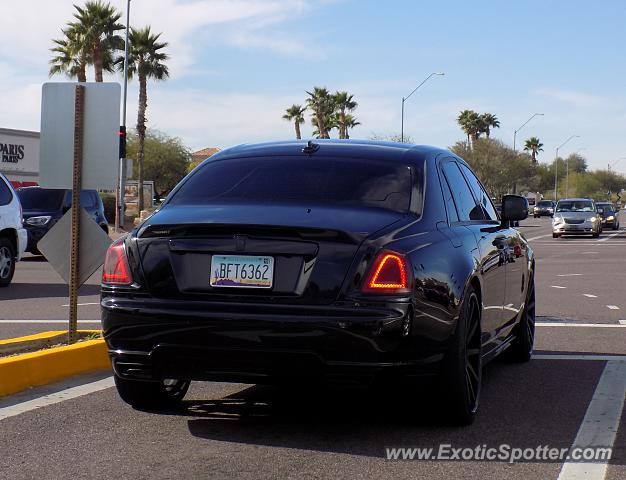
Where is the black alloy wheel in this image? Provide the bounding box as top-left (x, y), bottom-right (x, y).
top-left (440, 285), bottom-right (482, 426)
top-left (507, 274), bottom-right (536, 362)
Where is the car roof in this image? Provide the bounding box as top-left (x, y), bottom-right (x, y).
top-left (558, 198), bottom-right (595, 202)
top-left (209, 139), bottom-right (450, 165)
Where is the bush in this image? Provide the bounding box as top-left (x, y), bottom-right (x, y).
top-left (100, 193), bottom-right (116, 224)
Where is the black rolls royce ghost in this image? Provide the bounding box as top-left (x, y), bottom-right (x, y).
top-left (101, 140), bottom-right (534, 425)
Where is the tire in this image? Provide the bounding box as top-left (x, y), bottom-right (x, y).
top-left (0, 237), bottom-right (16, 287)
top-left (114, 375), bottom-right (190, 410)
top-left (439, 285), bottom-right (482, 426)
top-left (506, 273), bottom-right (535, 362)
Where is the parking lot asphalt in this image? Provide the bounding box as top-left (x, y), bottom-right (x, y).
top-left (1, 216), bottom-right (625, 479)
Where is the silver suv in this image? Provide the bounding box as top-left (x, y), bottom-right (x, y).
top-left (552, 198), bottom-right (602, 238)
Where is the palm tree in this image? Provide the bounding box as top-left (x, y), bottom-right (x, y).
top-left (282, 105), bottom-right (306, 139)
top-left (49, 28), bottom-right (88, 82)
top-left (457, 109), bottom-right (481, 146)
top-left (119, 26), bottom-right (169, 212)
top-left (524, 137), bottom-right (544, 164)
top-left (333, 91), bottom-right (357, 139)
top-left (343, 114), bottom-right (360, 139)
top-left (480, 113), bottom-right (500, 138)
top-left (69, 0), bottom-right (124, 82)
top-left (306, 87), bottom-right (335, 139)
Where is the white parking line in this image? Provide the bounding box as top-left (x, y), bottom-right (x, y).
top-left (536, 322), bottom-right (626, 328)
top-left (550, 285), bottom-right (567, 289)
top-left (525, 234), bottom-right (553, 241)
top-left (557, 361), bottom-right (626, 480)
top-left (534, 354), bottom-right (626, 361)
top-left (582, 294), bottom-right (597, 298)
top-left (0, 377), bottom-right (114, 421)
top-left (0, 320), bottom-right (100, 324)
top-left (607, 305), bottom-right (620, 310)
top-left (597, 230), bottom-right (624, 242)
top-left (557, 273), bottom-right (582, 277)
top-left (61, 302), bottom-right (100, 307)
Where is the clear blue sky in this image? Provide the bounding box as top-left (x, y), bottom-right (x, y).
top-left (3, 0), bottom-right (626, 172)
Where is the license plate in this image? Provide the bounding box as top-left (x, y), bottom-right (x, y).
top-left (210, 255), bottom-right (274, 289)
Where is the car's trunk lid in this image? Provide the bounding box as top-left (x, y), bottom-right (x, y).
top-left (135, 204), bottom-right (407, 305)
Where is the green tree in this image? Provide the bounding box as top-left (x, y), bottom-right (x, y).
top-left (451, 138), bottom-right (534, 197)
top-left (67, 0), bottom-right (124, 82)
top-left (479, 113), bottom-right (500, 138)
top-left (523, 137), bottom-right (543, 164)
top-left (306, 87), bottom-right (336, 139)
top-left (457, 109), bottom-right (481, 146)
top-left (282, 104), bottom-right (306, 139)
top-left (333, 91), bottom-right (358, 139)
top-left (49, 28), bottom-right (88, 82)
top-left (126, 129), bottom-right (190, 197)
top-left (343, 114), bottom-right (360, 139)
top-left (119, 26), bottom-right (169, 212)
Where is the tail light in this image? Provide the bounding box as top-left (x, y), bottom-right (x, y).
top-left (362, 251), bottom-right (411, 294)
top-left (102, 239), bottom-right (133, 285)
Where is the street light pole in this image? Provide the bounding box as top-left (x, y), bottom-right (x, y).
top-left (554, 134), bottom-right (579, 201)
top-left (513, 113), bottom-right (544, 151)
top-left (116, 0), bottom-right (131, 232)
top-left (400, 72), bottom-right (444, 142)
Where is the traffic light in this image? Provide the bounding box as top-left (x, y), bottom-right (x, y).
top-left (118, 125), bottom-right (126, 158)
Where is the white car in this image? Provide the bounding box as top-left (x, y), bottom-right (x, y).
top-left (0, 174), bottom-right (27, 286)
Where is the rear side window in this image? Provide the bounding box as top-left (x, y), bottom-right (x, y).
top-left (439, 172), bottom-right (459, 223)
top-left (442, 162), bottom-right (483, 221)
top-left (169, 156), bottom-right (419, 214)
top-left (458, 163), bottom-right (499, 221)
top-left (0, 178), bottom-right (12, 206)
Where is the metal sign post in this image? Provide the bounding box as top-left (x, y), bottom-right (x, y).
top-left (68, 85), bottom-right (84, 344)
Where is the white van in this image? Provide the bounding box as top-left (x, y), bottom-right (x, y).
top-left (0, 174), bottom-right (27, 286)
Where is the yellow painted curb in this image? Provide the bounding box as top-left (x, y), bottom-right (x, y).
top-left (0, 335), bottom-right (111, 398)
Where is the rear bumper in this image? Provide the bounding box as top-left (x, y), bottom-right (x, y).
top-left (102, 297), bottom-right (450, 384)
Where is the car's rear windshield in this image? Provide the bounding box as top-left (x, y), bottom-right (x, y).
top-left (537, 201), bottom-right (553, 207)
top-left (17, 188), bottom-right (65, 210)
top-left (556, 200), bottom-right (595, 212)
top-left (169, 156), bottom-right (419, 213)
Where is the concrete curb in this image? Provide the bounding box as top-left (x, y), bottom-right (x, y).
top-left (0, 331), bottom-right (111, 398)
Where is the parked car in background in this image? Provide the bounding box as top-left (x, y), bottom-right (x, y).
top-left (533, 200), bottom-right (556, 218)
top-left (102, 140), bottom-right (535, 426)
top-left (17, 187), bottom-right (109, 254)
top-left (595, 202), bottom-right (620, 230)
top-left (552, 198), bottom-right (602, 238)
top-left (0, 174), bottom-right (27, 286)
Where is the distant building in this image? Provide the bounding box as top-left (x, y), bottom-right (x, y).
top-left (191, 147), bottom-right (220, 164)
top-left (0, 128), bottom-right (40, 187)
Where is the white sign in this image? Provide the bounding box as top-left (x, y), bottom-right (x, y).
top-left (39, 82), bottom-right (121, 190)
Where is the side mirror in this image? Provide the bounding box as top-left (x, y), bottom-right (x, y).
top-left (501, 194), bottom-right (528, 222)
